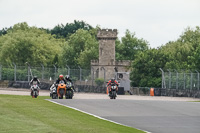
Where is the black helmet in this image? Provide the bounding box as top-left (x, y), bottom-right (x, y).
top-left (33, 76), bottom-right (37, 80)
top-left (65, 75), bottom-right (69, 79)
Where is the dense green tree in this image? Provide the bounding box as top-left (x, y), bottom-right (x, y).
top-left (50, 20), bottom-right (93, 39)
top-left (131, 26), bottom-right (200, 87)
top-left (1, 21), bottom-right (200, 88)
top-left (116, 30), bottom-right (149, 60)
top-left (161, 26), bottom-right (200, 71)
top-left (61, 28), bottom-right (98, 68)
top-left (0, 27), bottom-right (12, 36)
top-left (0, 22), bottom-right (65, 66)
top-left (131, 49), bottom-right (168, 87)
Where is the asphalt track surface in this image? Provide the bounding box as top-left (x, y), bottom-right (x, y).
top-left (1, 88), bottom-right (200, 133)
top-left (49, 98), bottom-right (200, 133)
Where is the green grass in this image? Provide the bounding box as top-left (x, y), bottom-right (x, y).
top-left (0, 95), bottom-right (145, 133)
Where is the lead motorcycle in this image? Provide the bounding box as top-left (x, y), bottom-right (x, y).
top-left (108, 83), bottom-right (117, 99)
top-left (65, 81), bottom-right (74, 99)
top-left (31, 84), bottom-right (40, 98)
top-left (57, 80), bottom-right (66, 99)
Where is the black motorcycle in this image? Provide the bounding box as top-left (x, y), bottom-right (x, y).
top-left (65, 81), bottom-right (74, 99)
top-left (109, 83), bottom-right (117, 99)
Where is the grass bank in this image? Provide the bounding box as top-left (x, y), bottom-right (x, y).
top-left (0, 95), bottom-right (145, 133)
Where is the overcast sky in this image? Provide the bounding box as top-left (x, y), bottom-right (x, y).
top-left (0, 0), bottom-right (200, 48)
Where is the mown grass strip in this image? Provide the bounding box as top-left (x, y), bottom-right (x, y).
top-left (0, 94), bottom-right (145, 133)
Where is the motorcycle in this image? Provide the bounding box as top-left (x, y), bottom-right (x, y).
top-left (57, 80), bottom-right (66, 99)
top-left (65, 81), bottom-right (74, 99)
top-left (31, 84), bottom-right (40, 98)
top-left (108, 83), bottom-right (117, 99)
top-left (50, 83), bottom-right (58, 99)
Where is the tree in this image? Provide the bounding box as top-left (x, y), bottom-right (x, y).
top-left (131, 48), bottom-right (168, 87)
top-left (116, 30), bottom-right (149, 60)
top-left (160, 26), bottom-right (200, 71)
top-left (95, 78), bottom-right (104, 86)
top-left (131, 26), bottom-right (200, 87)
top-left (61, 28), bottom-right (99, 68)
top-left (50, 20), bottom-right (93, 39)
top-left (0, 27), bottom-right (12, 36)
top-left (0, 22), bottom-right (64, 66)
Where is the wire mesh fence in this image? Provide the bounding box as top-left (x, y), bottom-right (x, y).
top-left (0, 64), bottom-right (94, 83)
top-left (161, 69), bottom-right (200, 90)
top-left (0, 64), bottom-right (111, 94)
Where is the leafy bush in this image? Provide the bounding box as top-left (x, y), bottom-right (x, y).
top-left (95, 78), bottom-right (104, 86)
top-left (2, 68), bottom-right (14, 80)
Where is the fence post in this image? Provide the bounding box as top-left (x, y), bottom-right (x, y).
top-left (174, 69), bottom-right (178, 90)
top-left (91, 67), bottom-right (94, 87)
top-left (53, 65), bottom-right (57, 80)
top-left (101, 67), bottom-right (106, 87)
top-left (41, 64), bottom-right (44, 80)
top-left (0, 64), bottom-right (2, 80)
top-left (195, 70), bottom-right (199, 90)
top-left (66, 65), bottom-right (70, 76)
top-left (25, 62), bottom-right (31, 82)
top-left (28, 65), bottom-right (30, 82)
top-left (183, 71), bottom-right (186, 90)
top-left (167, 69), bottom-right (171, 89)
top-left (159, 68), bottom-right (165, 88)
top-left (190, 70), bottom-right (193, 90)
top-left (78, 66), bottom-right (82, 81)
top-left (13, 62), bottom-right (16, 81)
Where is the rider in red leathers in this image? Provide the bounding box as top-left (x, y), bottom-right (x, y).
top-left (107, 78), bottom-right (119, 95)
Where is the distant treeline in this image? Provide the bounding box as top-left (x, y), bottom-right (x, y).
top-left (0, 20), bottom-right (200, 88)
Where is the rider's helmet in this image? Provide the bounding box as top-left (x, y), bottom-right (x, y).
top-left (111, 78), bottom-right (115, 83)
top-left (33, 76), bottom-right (37, 80)
top-left (65, 75), bottom-right (70, 80)
top-left (59, 74), bottom-right (64, 80)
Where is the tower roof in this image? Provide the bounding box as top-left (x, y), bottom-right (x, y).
top-left (97, 29), bottom-right (118, 39)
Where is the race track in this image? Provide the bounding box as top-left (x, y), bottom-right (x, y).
top-left (1, 88), bottom-right (200, 133)
top-left (49, 98), bottom-right (200, 133)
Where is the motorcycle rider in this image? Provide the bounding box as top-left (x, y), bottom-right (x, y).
top-left (29, 76), bottom-right (40, 96)
top-left (65, 75), bottom-right (73, 84)
top-left (107, 78), bottom-right (119, 96)
top-left (49, 82), bottom-right (56, 93)
top-left (56, 74), bottom-right (66, 96)
top-left (56, 74), bottom-right (66, 84)
top-left (65, 75), bottom-right (75, 91)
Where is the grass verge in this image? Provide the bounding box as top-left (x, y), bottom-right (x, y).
top-left (0, 94), bottom-right (145, 133)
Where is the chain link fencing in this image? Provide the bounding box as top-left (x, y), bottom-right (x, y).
top-left (160, 69), bottom-right (200, 97)
top-left (0, 64), bottom-right (91, 81)
top-left (0, 64), bottom-right (107, 93)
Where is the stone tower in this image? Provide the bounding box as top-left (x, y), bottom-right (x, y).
top-left (91, 29), bottom-right (131, 81)
top-left (98, 29), bottom-right (117, 66)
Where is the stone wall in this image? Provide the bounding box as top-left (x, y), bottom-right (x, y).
top-left (97, 29), bottom-right (117, 39)
top-left (0, 80), bottom-right (9, 87)
top-left (115, 60), bottom-right (131, 66)
top-left (91, 60), bottom-right (99, 66)
top-left (91, 29), bottom-right (131, 81)
top-left (98, 30), bottom-right (117, 66)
